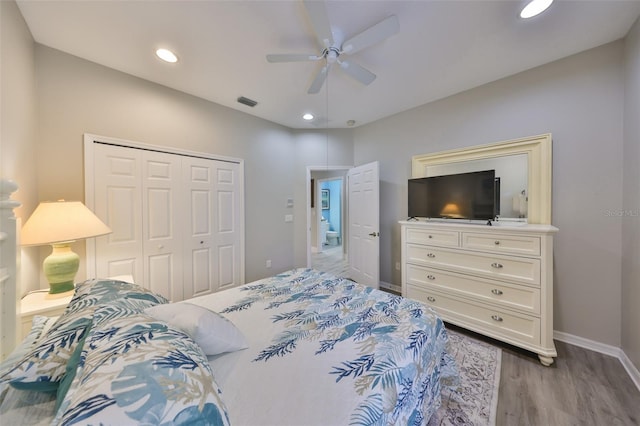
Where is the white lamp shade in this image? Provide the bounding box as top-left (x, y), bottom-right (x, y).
top-left (21, 200), bottom-right (112, 246)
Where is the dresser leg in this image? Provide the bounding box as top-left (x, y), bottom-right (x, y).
top-left (538, 355), bottom-right (554, 366)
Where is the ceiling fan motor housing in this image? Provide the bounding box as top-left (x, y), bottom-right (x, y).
top-left (324, 47), bottom-right (340, 63)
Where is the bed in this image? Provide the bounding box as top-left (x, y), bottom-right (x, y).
top-left (0, 181), bottom-right (455, 425)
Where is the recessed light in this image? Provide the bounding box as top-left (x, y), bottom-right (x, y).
top-left (303, 113), bottom-right (314, 121)
top-left (520, 0), bottom-right (553, 19)
top-left (156, 48), bottom-right (178, 63)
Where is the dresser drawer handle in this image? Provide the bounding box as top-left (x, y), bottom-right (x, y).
top-left (427, 275), bottom-right (436, 280)
top-left (427, 253), bottom-right (436, 258)
top-left (428, 235), bottom-right (433, 239)
top-left (494, 240), bottom-right (500, 245)
top-left (491, 262), bottom-right (503, 269)
top-left (491, 289), bottom-right (503, 295)
top-left (427, 296), bottom-right (436, 302)
top-left (491, 315), bottom-right (503, 322)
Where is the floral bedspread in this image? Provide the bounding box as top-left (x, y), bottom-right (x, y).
top-left (191, 268), bottom-right (452, 426)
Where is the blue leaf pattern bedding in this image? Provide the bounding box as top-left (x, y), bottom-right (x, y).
top-left (191, 268), bottom-right (453, 426)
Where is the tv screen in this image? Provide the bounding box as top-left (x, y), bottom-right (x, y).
top-left (408, 170), bottom-right (497, 220)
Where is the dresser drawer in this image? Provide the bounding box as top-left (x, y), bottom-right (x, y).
top-left (406, 244), bottom-right (540, 286)
top-left (406, 264), bottom-right (540, 314)
top-left (406, 286), bottom-right (540, 346)
top-left (405, 227), bottom-right (459, 248)
top-left (462, 232), bottom-right (541, 256)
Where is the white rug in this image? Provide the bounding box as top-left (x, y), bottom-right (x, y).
top-left (429, 328), bottom-right (502, 426)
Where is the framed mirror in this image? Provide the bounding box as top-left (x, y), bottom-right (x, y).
top-left (411, 133), bottom-right (552, 224)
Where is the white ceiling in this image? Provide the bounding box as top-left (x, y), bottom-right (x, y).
top-left (17, 0), bottom-right (640, 129)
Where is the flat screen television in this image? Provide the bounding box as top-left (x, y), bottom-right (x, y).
top-left (408, 170), bottom-right (499, 221)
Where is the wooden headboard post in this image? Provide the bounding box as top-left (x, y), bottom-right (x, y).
top-left (0, 179), bottom-right (21, 360)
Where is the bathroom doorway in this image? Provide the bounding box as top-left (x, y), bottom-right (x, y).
top-left (317, 177), bottom-right (342, 252)
top-left (308, 169), bottom-right (349, 277)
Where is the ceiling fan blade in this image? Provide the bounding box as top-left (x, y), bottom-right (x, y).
top-left (341, 15), bottom-right (399, 55)
top-left (308, 63), bottom-right (331, 94)
top-left (303, 0), bottom-right (334, 49)
top-left (338, 60), bottom-right (376, 86)
top-left (266, 53), bottom-right (322, 63)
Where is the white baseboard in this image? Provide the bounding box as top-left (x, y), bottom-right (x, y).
top-left (380, 281), bottom-right (401, 293)
top-left (554, 330), bottom-right (640, 392)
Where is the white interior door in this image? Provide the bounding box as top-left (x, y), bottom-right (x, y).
top-left (347, 161), bottom-right (380, 288)
top-left (93, 143), bottom-right (144, 282)
top-left (183, 157), bottom-right (242, 299)
top-left (142, 151), bottom-right (183, 301)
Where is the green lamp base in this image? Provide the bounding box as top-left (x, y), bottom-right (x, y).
top-left (43, 242), bottom-right (79, 294)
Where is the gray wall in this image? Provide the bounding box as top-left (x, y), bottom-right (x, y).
top-left (0, 0), bottom-right (40, 294)
top-left (622, 17), bottom-right (640, 368)
top-left (354, 42), bottom-right (625, 347)
top-left (31, 45), bottom-right (353, 289)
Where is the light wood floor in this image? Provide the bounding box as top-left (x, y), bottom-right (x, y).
top-left (310, 250), bottom-right (640, 425)
top-left (449, 324), bottom-right (640, 426)
top-left (310, 244), bottom-right (350, 278)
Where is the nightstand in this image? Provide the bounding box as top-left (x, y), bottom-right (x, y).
top-left (20, 290), bottom-right (74, 338)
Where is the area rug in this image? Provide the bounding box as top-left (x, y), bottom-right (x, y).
top-left (428, 328), bottom-right (502, 426)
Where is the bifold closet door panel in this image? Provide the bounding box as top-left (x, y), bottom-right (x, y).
top-left (142, 151), bottom-right (183, 302)
top-left (93, 143), bottom-right (144, 283)
top-left (182, 157), bottom-right (242, 299)
top-left (213, 160), bottom-right (242, 292)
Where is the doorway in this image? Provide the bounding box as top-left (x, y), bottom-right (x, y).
top-left (306, 167), bottom-right (349, 277)
top-left (306, 162), bottom-right (380, 288)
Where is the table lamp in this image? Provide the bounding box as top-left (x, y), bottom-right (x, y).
top-left (21, 200), bottom-right (112, 294)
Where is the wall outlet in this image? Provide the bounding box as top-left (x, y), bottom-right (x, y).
top-left (266, 260), bottom-right (272, 268)
top-left (395, 262), bottom-right (401, 271)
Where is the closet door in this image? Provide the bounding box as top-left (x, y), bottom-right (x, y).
top-left (93, 144), bottom-right (144, 281)
top-left (212, 160), bottom-right (242, 292)
top-left (87, 136), bottom-right (244, 301)
top-left (182, 158), bottom-right (241, 298)
top-left (142, 151), bottom-right (183, 301)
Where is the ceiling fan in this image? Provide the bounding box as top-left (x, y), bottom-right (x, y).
top-left (266, 0), bottom-right (400, 94)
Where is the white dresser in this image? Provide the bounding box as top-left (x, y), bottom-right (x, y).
top-left (400, 220), bottom-right (558, 365)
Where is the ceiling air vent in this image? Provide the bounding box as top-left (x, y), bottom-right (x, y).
top-left (237, 96), bottom-right (258, 107)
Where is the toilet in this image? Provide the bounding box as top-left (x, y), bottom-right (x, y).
top-left (326, 231), bottom-right (340, 246)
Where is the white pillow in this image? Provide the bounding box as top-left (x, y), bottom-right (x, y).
top-left (144, 302), bottom-right (248, 355)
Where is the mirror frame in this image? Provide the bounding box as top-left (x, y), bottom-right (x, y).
top-left (412, 133), bottom-right (552, 224)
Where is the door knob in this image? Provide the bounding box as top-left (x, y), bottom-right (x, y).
top-left (368, 232), bottom-right (379, 237)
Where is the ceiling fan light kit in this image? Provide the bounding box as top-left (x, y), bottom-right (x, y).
top-left (266, 0), bottom-right (399, 94)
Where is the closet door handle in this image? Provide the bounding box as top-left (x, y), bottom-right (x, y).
top-left (491, 315), bottom-right (503, 322)
top-left (491, 289), bottom-right (503, 295)
top-left (491, 262), bottom-right (503, 269)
